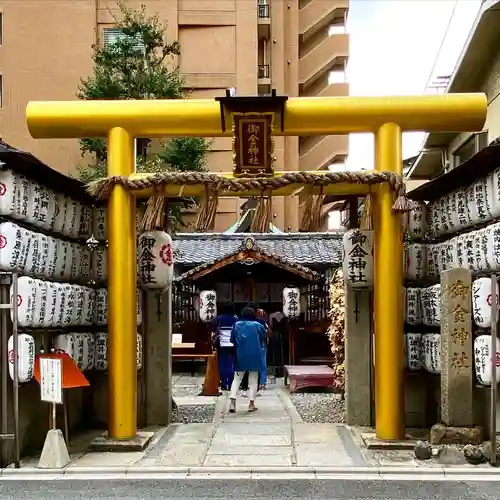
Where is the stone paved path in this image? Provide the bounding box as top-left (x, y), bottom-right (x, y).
top-left (137, 383), bottom-right (363, 468)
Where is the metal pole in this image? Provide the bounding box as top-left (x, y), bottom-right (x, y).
top-left (0, 281), bottom-right (8, 467)
top-left (12, 273), bottom-right (20, 468)
top-left (490, 274), bottom-right (497, 466)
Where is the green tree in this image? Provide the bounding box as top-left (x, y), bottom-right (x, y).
top-left (76, 1), bottom-right (210, 228)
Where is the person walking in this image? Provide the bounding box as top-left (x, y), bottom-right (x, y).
top-left (228, 307), bottom-right (267, 413)
top-left (212, 302), bottom-right (238, 392)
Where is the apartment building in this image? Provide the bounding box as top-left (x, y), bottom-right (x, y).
top-left (0, 0), bottom-right (349, 231)
top-left (408, 0), bottom-right (500, 182)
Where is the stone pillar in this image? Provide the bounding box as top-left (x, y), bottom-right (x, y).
top-left (345, 288), bottom-right (372, 425)
top-left (145, 289), bottom-right (172, 425)
top-left (440, 268), bottom-right (474, 426)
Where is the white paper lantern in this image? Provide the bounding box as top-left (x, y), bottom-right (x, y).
top-left (405, 287), bottom-right (421, 325)
top-left (54, 240), bottom-right (72, 280)
top-left (406, 201), bottom-right (427, 240)
top-left (488, 222), bottom-right (500, 272)
top-left (93, 246), bottom-right (107, 283)
top-left (448, 191), bottom-right (462, 233)
top-left (137, 333), bottom-right (143, 371)
top-left (27, 180), bottom-right (43, 227)
top-left (64, 199), bottom-right (82, 238)
top-left (137, 289), bottom-right (143, 326)
top-left (137, 231), bottom-right (174, 289)
top-left (12, 174), bottom-right (29, 221)
top-left (79, 247), bottom-right (92, 282)
top-left (472, 227), bottom-right (489, 273)
top-left (35, 234), bottom-right (50, 278)
top-left (78, 205), bottom-right (93, 239)
top-left (55, 333), bottom-right (75, 358)
top-left (283, 287), bottom-right (301, 319)
top-left (94, 332), bottom-right (108, 371)
top-left (52, 282), bottom-right (66, 327)
top-left (33, 279), bottom-right (48, 328)
top-left (84, 333), bottom-right (96, 371)
top-left (43, 282), bottom-right (58, 328)
top-left (46, 236), bottom-right (58, 278)
top-left (474, 177), bottom-right (494, 224)
top-left (24, 231), bottom-right (40, 276)
top-left (421, 284), bottom-right (441, 327)
top-left (427, 201), bottom-right (439, 238)
top-left (71, 285), bottom-right (86, 325)
top-left (474, 334), bottom-right (500, 386)
top-left (34, 185), bottom-right (54, 230)
top-left (95, 288), bottom-right (108, 326)
top-left (61, 284), bottom-right (76, 326)
top-left (93, 206), bottom-right (107, 240)
top-left (73, 333), bottom-right (86, 371)
top-left (12, 276), bottom-right (37, 327)
top-left (0, 169), bottom-right (16, 216)
top-left (405, 333), bottom-right (423, 371)
top-left (437, 196), bottom-right (452, 235)
top-left (0, 221), bottom-right (24, 271)
top-left (52, 193), bottom-right (68, 234)
top-left (426, 244), bottom-right (437, 279)
top-left (70, 243), bottom-right (81, 281)
top-left (422, 333), bottom-right (441, 374)
top-left (82, 287), bottom-right (96, 326)
top-left (472, 277), bottom-right (498, 329)
top-left (342, 229), bottom-right (373, 288)
top-left (8, 334), bottom-right (35, 383)
top-left (199, 290), bottom-right (217, 323)
top-left (404, 244), bottom-right (427, 281)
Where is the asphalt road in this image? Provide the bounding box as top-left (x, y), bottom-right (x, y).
top-left (0, 479), bottom-right (498, 500)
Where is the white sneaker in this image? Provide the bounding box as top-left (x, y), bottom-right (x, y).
top-left (240, 390), bottom-right (247, 398)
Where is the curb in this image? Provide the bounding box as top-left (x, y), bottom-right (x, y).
top-left (2, 465), bottom-right (500, 480)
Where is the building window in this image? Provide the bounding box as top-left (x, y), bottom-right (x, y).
top-left (102, 27), bottom-right (145, 53)
top-left (0, 13), bottom-right (3, 45)
top-left (452, 131), bottom-right (488, 167)
top-left (0, 74), bottom-right (3, 108)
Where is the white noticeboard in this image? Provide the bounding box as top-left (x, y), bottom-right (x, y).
top-left (40, 357), bottom-right (63, 404)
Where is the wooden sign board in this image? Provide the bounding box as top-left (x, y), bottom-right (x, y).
top-left (232, 113), bottom-right (274, 177)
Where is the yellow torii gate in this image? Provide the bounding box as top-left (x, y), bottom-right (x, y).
top-left (26, 93), bottom-right (486, 442)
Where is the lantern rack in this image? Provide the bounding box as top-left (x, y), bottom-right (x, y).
top-left (0, 271), bottom-right (20, 468)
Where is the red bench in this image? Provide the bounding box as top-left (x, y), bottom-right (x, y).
top-left (284, 364), bottom-right (334, 393)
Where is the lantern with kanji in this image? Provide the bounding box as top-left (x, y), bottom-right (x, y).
top-left (474, 334), bottom-right (500, 386)
top-left (137, 230), bottom-right (174, 289)
top-left (342, 229), bottom-right (373, 288)
top-left (199, 290), bottom-right (217, 323)
top-left (8, 333), bottom-right (35, 382)
top-left (283, 287), bottom-right (300, 319)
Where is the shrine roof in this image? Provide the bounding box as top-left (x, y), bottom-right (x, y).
top-left (0, 141), bottom-right (93, 203)
top-left (174, 235), bottom-right (324, 282)
top-left (172, 232), bottom-right (342, 266)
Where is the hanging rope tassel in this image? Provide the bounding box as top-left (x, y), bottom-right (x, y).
top-left (142, 193), bottom-right (166, 231)
top-left (195, 185), bottom-right (219, 232)
top-left (250, 190), bottom-right (272, 233)
top-left (309, 186), bottom-right (325, 232)
top-left (299, 191), bottom-right (314, 232)
top-left (360, 190), bottom-right (373, 230)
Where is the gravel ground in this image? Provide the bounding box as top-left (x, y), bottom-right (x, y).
top-left (172, 385), bottom-right (204, 397)
top-left (172, 403), bottom-right (216, 424)
top-left (290, 393), bottom-right (345, 423)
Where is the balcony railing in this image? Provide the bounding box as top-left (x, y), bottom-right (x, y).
top-left (258, 4), bottom-right (270, 18)
top-left (258, 64), bottom-right (270, 79)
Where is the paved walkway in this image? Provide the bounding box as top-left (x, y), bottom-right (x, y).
top-left (135, 385), bottom-right (363, 468)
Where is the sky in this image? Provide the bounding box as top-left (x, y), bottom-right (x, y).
top-left (343, 0), bottom-right (483, 171)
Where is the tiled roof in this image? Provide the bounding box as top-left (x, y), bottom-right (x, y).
top-left (174, 236), bottom-right (323, 282)
top-left (172, 232), bottom-right (343, 266)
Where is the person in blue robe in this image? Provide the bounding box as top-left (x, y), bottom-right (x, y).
top-left (228, 307), bottom-right (267, 413)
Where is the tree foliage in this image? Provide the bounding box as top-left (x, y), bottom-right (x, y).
top-left (76, 1), bottom-right (210, 227)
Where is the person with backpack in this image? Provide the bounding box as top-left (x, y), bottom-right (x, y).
top-left (212, 302), bottom-right (238, 391)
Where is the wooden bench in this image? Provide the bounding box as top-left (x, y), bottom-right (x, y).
top-left (284, 364), bottom-right (334, 393)
top-left (172, 352), bottom-right (219, 396)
